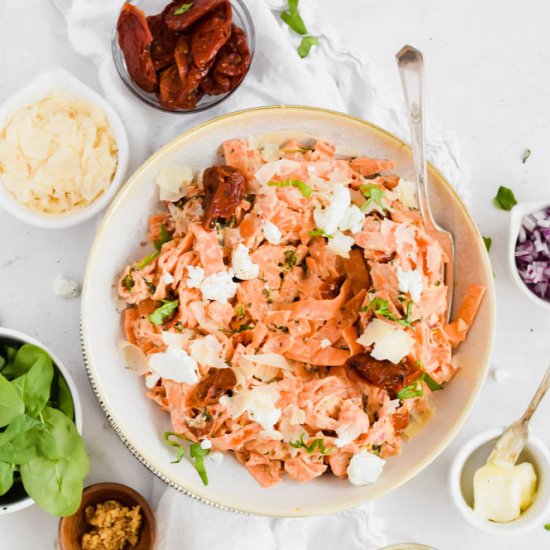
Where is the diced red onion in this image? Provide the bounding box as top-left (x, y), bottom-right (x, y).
top-left (515, 206), bottom-right (550, 301)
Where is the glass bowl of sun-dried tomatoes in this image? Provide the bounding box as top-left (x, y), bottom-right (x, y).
top-left (112, 0), bottom-right (255, 112)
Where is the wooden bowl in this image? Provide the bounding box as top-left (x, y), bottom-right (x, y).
top-left (58, 482), bottom-right (157, 550)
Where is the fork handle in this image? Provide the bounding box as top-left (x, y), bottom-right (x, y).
top-left (395, 45), bottom-right (435, 227)
top-left (521, 364), bottom-right (550, 425)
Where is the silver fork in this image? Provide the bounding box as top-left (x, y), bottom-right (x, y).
top-left (396, 45), bottom-right (455, 321)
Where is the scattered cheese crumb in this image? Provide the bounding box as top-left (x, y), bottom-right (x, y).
top-left (313, 183), bottom-right (351, 235)
top-left (53, 275), bottom-right (81, 299)
top-left (200, 439), bottom-right (213, 450)
top-left (319, 338), bottom-right (331, 349)
top-left (162, 271), bottom-right (174, 284)
top-left (327, 231), bottom-right (355, 258)
top-left (396, 266), bottom-right (424, 302)
top-left (231, 243), bottom-right (260, 280)
top-left (262, 220), bottom-right (282, 245)
top-left (207, 452), bottom-right (224, 464)
top-left (492, 368), bottom-right (512, 383)
top-left (186, 265), bottom-right (205, 289)
top-left (200, 270), bottom-right (238, 303)
top-left (347, 451), bottom-right (386, 486)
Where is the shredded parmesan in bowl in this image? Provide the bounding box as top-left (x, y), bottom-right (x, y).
top-left (0, 91), bottom-right (118, 214)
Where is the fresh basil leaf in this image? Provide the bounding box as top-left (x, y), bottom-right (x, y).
top-left (397, 377), bottom-right (424, 400)
top-left (268, 179), bottom-right (312, 198)
top-left (493, 186), bottom-right (518, 211)
top-left (360, 297), bottom-right (412, 327)
top-left (522, 149), bottom-right (531, 164)
top-left (360, 184), bottom-right (386, 214)
top-left (2, 344), bottom-right (49, 379)
top-left (308, 228), bottom-right (333, 238)
top-left (298, 36), bottom-right (319, 58)
top-left (482, 236), bottom-right (492, 252)
top-left (189, 442), bottom-right (209, 486)
top-left (423, 373), bottom-right (443, 392)
top-left (56, 374), bottom-right (75, 420)
top-left (545, 523), bottom-right (550, 531)
top-left (235, 305), bottom-right (244, 319)
top-left (163, 431), bottom-right (185, 464)
top-left (173, 2), bottom-right (193, 15)
top-left (135, 251), bottom-right (159, 270)
top-left (12, 354), bottom-right (53, 417)
top-left (41, 407), bottom-right (88, 478)
top-left (289, 433), bottom-right (332, 455)
top-left (21, 456), bottom-right (84, 517)
top-left (280, 0), bottom-right (307, 35)
top-left (121, 273), bottom-right (135, 291)
top-left (154, 224), bottom-right (173, 251)
top-left (0, 462), bottom-right (14, 496)
top-left (0, 374), bottom-right (24, 428)
top-left (0, 355), bottom-right (5, 371)
top-left (149, 299), bottom-right (179, 326)
top-left (0, 414), bottom-right (57, 464)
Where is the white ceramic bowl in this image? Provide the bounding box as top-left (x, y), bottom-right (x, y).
top-left (0, 68), bottom-right (129, 228)
top-left (508, 199), bottom-right (550, 312)
top-left (448, 427), bottom-right (550, 535)
top-left (0, 327), bottom-right (83, 515)
top-left (81, 106), bottom-right (496, 516)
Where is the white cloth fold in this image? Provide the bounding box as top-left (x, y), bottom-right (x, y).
top-left (52, 1), bottom-right (466, 548)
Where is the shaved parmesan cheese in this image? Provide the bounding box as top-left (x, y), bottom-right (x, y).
top-left (396, 266), bottom-right (424, 302)
top-left (262, 220), bottom-right (282, 245)
top-left (119, 342), bottom-right (148, 375)
top-left (314, 183), bottom-right (351, 235)
top-left (338, 204), bottom-right (365, 234)
top-left (189, 335), bottom-right (227, 369)
top-left (232, 243), bottom-right (260, 280)
top-left (327, 231), bottom-right (355, 258)
top-left (200, 270), bottom-right (238, 303)
top-left (396, 179), bottom-right (419, 209)
top-left (347, 451), bottom-right (385, 486)
top-left (254, 159), bottom-right (301, 186)
top-left (220, 385), bottom-right (281, 431)
top-left (0, 91), bottom-right (118, 214)
top-left (156, 164), bottom-right (193, 202)
top-left (186, 265), bottom-right (205, 289)
top-left (357, 318), bottom-right (414, 364)
top-left (161, 330), bottom-right (192, 348)
top-left (149, 346), bottom-right (199, 384)
top-left (145, 373), bottom-right (160, 389)
top-left (242, 353), bottom-right (291, 369)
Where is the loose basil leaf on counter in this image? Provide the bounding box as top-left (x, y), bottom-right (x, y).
top-left (0, 461), bottom-right (14, 496)
top-left (173, 2), bottom-right (193, 16)
top-left (0, 373), bottom-right (24, 428)
top-left (545, 523), bottom-right (550, 531)
top-left (149, 299), bottom-right (179, 326)
top-left (522, 148), bottom-right (531, 164)
top-left (482, 236), bottom-right (492, 252)
top-left (280, 0), bottom-right (308, 35)
top-left (298, 36), bottom-right (319, 58)
top-left (493, 186), bottom-right (517, 211)
top-left (12, 354), bottom-right (54, 417)
top-left (163, 432), bottom-right (186, 464)
top-left (189, 443), bottom-right (209, 486)
top-left (268, 179), bottom-right (312, 198)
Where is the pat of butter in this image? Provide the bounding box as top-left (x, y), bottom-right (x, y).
top-left (473, 462), bottom-right (537, 522)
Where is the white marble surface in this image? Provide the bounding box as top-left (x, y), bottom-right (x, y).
top-left (1, 0), bottom-right (550, 548)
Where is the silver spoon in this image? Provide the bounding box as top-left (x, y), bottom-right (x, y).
top-left (396, 45), bottom-right (455, 321)
top-left (487, 364), bottom-right (550, 465)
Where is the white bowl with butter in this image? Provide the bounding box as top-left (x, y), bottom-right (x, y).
top-left (449, 428), bottom-right (550, 534)
top-left (0, 68), bottom-right (128, 228)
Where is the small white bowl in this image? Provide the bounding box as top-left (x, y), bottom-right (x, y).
top-left (0, 327), bottom-right (83, 515)
top-left (508, 199), bottom-right (550, 312)
top-left (0, 67), bottom-right (129, 229)
top-left (449, 427), bottom-right (550, 535)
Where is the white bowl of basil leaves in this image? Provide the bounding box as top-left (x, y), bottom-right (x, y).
top-left (0, 327), bottom-right (87, 516)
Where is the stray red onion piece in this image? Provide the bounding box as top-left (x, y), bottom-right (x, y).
top-left (515, 206), bottom-right (550, 301)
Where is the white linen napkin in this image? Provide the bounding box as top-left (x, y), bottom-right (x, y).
top-left (51, 1), bottom-right (465, 548)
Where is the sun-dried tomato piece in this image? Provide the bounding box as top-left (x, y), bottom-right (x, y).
top-left (200, 72), bottom-right (230, 95)
top-left (203, 165), bottom-right (248, 229)
top-left (391, 407), bottom-right (410, 433)
top-left (187, 368), bottom-right (237, 408)
top-left (117, 3), bottom-right (158, 93)
top-left (191, 7), bottom-right (232, 70)
top-left (345, 353), bottom-right (421, 398)
top-left (174, 35), bottom-right (192, 82)
top-left (165, 0), bottom-right (227, 30)
top-left (157, 65), bottom-right (203, 110)
top-left (211, 25), bottom-right (251, 92)
top-left (147, 13), bottom-right (181, 71)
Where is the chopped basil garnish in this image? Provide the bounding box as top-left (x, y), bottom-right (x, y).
top-left (235, 305), bottom-right (244, 319)
top-left (280, 0), bottom-right (307, 35)
top-left (360, 297), bottom-right (413, 327)
top-left (482, 236), bottom-right (492, 252)
top-left (163, 432), bottom-right (185, 464)
top-left (189, 442), bottom-right (209, 485)
top-left (493, 186), bottom-right (518, 211)
top-left (149, 299), bottom-right (179, 326)
top-left (397, 372), bottom-right (443, 400)
top-left (121, 273), bottom-right (135, 291)
top-left (268, 179), bottom-right (312, 198)
top-left (298, 36), bottom-right (320, 58)
top-left (135, 251), bottom-right (159, 270)
top-left (360, 184), bottom-right (386, 214)
top-left (522, 148), bottom-right (531, 164)
top-left (274, 324), bottom-right (289, 333)
top-left (154, 223), bottom-right (173, 251)
top-left (308, 228), bottom-right (333, 239)
top-left (282, 249), bottom-right (297, 271)
top-left (289, 433), bottom-right (332, 455)
top-left (173, 2), bottom-right (193, 16)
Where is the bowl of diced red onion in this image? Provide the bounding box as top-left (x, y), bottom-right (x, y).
top-left (510, 199), bottom-right (550, 310)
